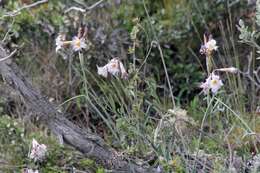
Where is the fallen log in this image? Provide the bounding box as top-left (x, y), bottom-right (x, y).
top-left (0, 45), bottom-right (156, 173)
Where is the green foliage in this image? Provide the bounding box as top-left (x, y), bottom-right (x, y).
top-left (0, 116), bottom-right (27, 166)
top-left (110, 0), bottom-right (206, 103)
top-left (0, 115), bottom-right (107, 172)
top-left (256, 0), bottom-right (260, 27)
top-left (237, 19), bottom-right (255, 41)
top-left (79, 158), bottom-right (95, 167)
top-left (83, 70), bottom-right (163, 154)
top-left (96, 168), bottom-right (105, 173)
top-left (0, 0), bottom-right (260, 172)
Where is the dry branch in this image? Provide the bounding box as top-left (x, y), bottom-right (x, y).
top-left (65, 0), bottom-right (104, 13)
top-left (0, 49), bottom-right (17, 62)
top-left (1, 0), bottom-right (48, 18)
top-left (0, 45), bottom-right (156, 173)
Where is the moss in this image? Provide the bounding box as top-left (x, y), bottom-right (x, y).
top-left (0, 115), bottom-right (27, 165)
top-left (96, 167), bottom-right (105, 173)
top-left (202, 137), bottom-right (225, 154)
top-left (169, 156), bottom-right (185, 173)
top-left (79, 158), bottom-right (95, 168)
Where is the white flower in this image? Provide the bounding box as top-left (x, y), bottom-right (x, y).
top-left (97, 58), bottom-right (128, 79)
top-left (119, 61), bottom-right (128, 79)
top-left (205, 39), bottom-right (218, 52)
top-left (200, 36), bottom-right (218, 55)
top-left (97, 65), bottom-right (108, 78)
top-left (200, 73), bottom-right (223, 94)
top-left (209, 73), bottom-right (223, 93)
top-left (24, 168), bottom-right (39, 173)
top-left (55, 34), bottom-right (65, 52)
top-left (200, 77), bottom-right (210, 94)
top-left (106, 58), bottom-right (120, 76)
top-left (71, 36), bottom-right (87, 52)
top-left (156, 166), bottom-right (162, 173)
top-left (29, 139), bottom-right (47, 162)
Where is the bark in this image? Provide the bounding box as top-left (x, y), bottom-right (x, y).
top-left (0, 45), bottom-right (156, 173)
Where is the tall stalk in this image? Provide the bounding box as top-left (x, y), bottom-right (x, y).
top-left (78, 52), bottom-right (89, 98)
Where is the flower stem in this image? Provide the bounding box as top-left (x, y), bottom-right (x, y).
top-left (78, 52), bottom-right (89, 98)
top-left (215, 97), bottom-right (253, 133)
top-left (206, 55), bottom-right (212, 75)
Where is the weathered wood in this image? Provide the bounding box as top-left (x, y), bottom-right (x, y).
top-left (0, 45), bottom-right (156, 173)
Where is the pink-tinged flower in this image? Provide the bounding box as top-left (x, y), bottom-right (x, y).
top-left (156, 165), bottom-right (162, 173)
top-left (106, 58), bottom-right (120, 76)
top-left (200, 34), bottom-right (218, 55)
top-left (71, 36), bottom-right (87, 52)
top-left (200, 77), bottom-right (210, 94)
top-left (209, 73), bottom-right (223, 93)
top-left (23, 168), bottom-right (39, 173)
top-left (29, 139), bottom-right (47, 162)
top-left (97, 65), bottom-right (108, 78)
top-left (200, 73), bottom-right (223, 94)
top-left (205, 39), bottom-right (218, 52)
top-left (199, 45), bottom-right (207, 55)
top-left (55, 34), bottom-right (66, 52)
top-left (97, 58), bottom-right (128, 79)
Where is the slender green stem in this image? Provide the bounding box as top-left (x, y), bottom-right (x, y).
top-left (87, 92), bottom-right (120, 141)
top-left (78, 52), bottom-right (120, 140)
top-left (206, 55), bottom-right (213, 75)
top-left (133, 41), bottom-right (136, 70)
top-left (142, 0), bottom-right (176, 109)
top-left (193, 95), bottom-right (215, 171)
top-left (57, 94), bottom-right (86, 108)
top-left (78, 52), bottom-right (89, 98)
top-left (215, 97), bottom-right (253, 133)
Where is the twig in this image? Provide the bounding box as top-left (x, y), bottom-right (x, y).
top-left (233, 51), bottom-right (260, 89)
top-left (65, 6), bottom-right (86, 13)
top-left (65, 0), bottom-right (104, 13)
top-left (1, 19), bottom-right (15, 43)
top-left (253, 66), bottom-right (260, 83)
top-left (239, 70), bottom-right (260, 89)
top-left (223, 126), bottom-right (235, 169)
top-left (0, 49), bottom-right (17, 62)
top-left (247, 53), bottom-right (253, 74)
top-left (2, 0), bottom-right (48, 18)
top-left (137, 41), bottom-right (155, 72)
